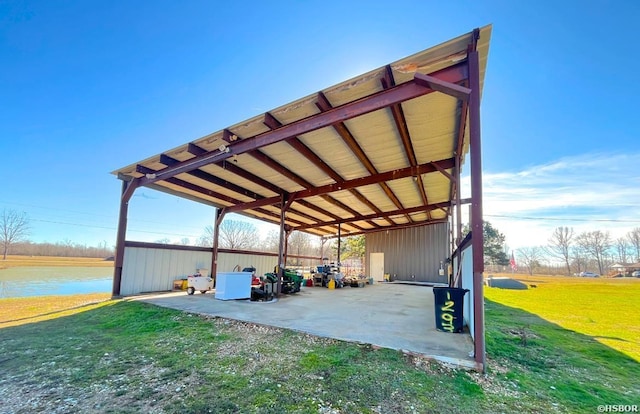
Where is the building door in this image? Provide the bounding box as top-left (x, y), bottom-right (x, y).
top-left (370, 252), bottom-right (384, 281)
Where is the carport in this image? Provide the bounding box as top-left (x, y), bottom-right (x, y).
top-left (111, 26), bottom-right (491, 370)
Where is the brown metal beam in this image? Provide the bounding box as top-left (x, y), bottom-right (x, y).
top-left (136, 164), bottom-right (239, 205)
top-left (245, 148), bottom-right (365, 227)
top-left (226, 157), bottom-right (455, 213)
top-left (222, 129), bottom-right (238, 143)
top-left (322, 218), bottom-right (450, 239)
top-left (135, 164), bottom-right (329, 233)
top-left (382, 65), bottom-right (431, 219)
top-left (430, 161), bottom-right (454, 182)
top-left (263, 113), bottom-right (383, 228)
top-left (113, 179), bottom-right (137, 297)
top-left (414, 73), bottom-right (471, 101)
top-left (160, 154), bottom-right (263, 200)
top-left (294, 199), bottom-right (469, 231)
top-left (315, 91), bottom-right (410, 222)
top-left (136, 61), bottom-right (468, 187)
top-left (211, 208), bottom-right (225, 281)
top-left (469, 42), bottom-right (486, 371)
top-left (160, 153), bottom-right (336, 228)
top-left (187, 143), bottom-right (347, 225)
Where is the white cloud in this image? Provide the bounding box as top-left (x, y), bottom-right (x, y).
top-left (462, 152), bottom-right (640, 250)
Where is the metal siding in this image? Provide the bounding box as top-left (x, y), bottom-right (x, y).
top-left (120, 247), bottom-right (280, 295)
top-left (458, 244), bottom-right (475, 340)
top-left (216, 252), bottom-right (277, 277)
top-left (365, 223), bottom-right (448, 283)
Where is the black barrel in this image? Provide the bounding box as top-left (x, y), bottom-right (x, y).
top-left (433, 287), bottom-right (469, 333)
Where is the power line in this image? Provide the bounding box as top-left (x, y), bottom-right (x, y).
top-left (486, 214), bottom-right (640, 224)
top-left (0, 200), bottom-right (212, 230)
top-left (29, 218), bottom-right (202, 239)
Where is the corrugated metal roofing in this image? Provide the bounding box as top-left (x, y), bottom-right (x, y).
top-left (112, 26), bottom-right (491, 237)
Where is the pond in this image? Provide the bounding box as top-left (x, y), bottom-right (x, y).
top-left (0, 267), bottom-right (113, 298)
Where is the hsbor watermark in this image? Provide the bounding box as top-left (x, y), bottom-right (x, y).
top-left (597, 405), bottom-right (638, 412)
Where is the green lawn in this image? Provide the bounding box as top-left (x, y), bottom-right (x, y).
top-left (485, 275), bottom-right (640, 361)
top-left (0, 277), bottom-right (638, 413)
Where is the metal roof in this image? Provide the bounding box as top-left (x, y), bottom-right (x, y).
top-left (112, 26), bottom-right (491, 238)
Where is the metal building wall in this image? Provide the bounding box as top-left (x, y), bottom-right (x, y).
top-left (121, 247), bottom-right (212, 295)
top-left (456, 244), bottom-right (475, 340)
top-left (216, 252), bottom-right (277, 278)
top-left (120, 245), bottom-right (278, 296)
top-left (365, 223), bottom-right (449, 283)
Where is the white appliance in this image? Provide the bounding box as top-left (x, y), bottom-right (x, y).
top-left (215, 272), bottom-right (252, 300)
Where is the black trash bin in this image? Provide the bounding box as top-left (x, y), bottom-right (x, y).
top-left (433, 287), bottom-right (469, 333)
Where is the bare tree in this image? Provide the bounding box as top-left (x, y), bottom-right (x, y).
top-left (197, 225), bottom-right (215, 247)
top-left (221, 220), bottom-right (259, 249)
top-left (517, 247), bottom-right (544, 275)
top-left (262, 229), bottom-right (281, 253)
top-left (547, 227), bottom-right (573, 275)
top-left (576, 230), bottom-right (612, 275)
top-left (1, 209), bottom-right (30, 260)
top-left (627, 228), bottom-right (640, 262)
top-left (570, 245), bottom-right (588, 275)
top-left (154, 238), bottom-right (171, 244)
top-left (178, 237), bottom-right (191, 246)
top-left (615, 237), bottom-right (630, 264)
top-left (287, 231), bottom-right (312, 264)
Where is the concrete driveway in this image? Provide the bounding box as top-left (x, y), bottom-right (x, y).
top-left (134, 282), bottom-right (476, 368)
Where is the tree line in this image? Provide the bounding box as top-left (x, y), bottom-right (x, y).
top-left (465, 221), bottom-right (640, 276)
top-left (1, 208), bottom-right (115, 259)
top-left (516, 226), bottom-right (640, 276)
top-left (175, 220), bottom-right (364, 267)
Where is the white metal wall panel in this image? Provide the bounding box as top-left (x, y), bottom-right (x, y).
top-left (365, 223), bottom-right (449, 283)
top-left (120, 247), bottom-right (280, 296)
top-left (216, 252), bottom-right (278, 277)
top-left (121, 247), bottom-right (212, 295)
top-left (456, 244), bottom-right (475, 340)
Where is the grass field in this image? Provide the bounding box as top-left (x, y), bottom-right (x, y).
top-left (0, 255), bottom-right (114, 269)
top-left (0, 274), bottom-right (638, 413)
top-left (486, 273), bottom-right (640, 361)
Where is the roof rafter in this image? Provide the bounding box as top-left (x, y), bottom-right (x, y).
top-left (381, 65), bottom-right (432, 220)
top-left (135, 61), bottom-right (468, 187)
top-left (187, 143), bottom-right (349, 225)
top-left (315, 91), bottom-right (411, 223)
top-left (226, 157), bottom-right (455, 213)
top-left (322, 218), bottom-right (450, 239)
top-left (295, 199), bottom-right (470, 231)
top-left (135, 164), bottom-right (331, 234)
top-left (159, 152), bottom-right (339, 229)
top-left (244, 145), bottom-right (366, 228)
top-left (264, 112), bottom-right (385, 228)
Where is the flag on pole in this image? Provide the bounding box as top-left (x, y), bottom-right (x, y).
top-left (510, 251), bottom-right (517, 272)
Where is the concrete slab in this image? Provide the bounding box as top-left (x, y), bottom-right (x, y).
top-left (133, 283), bottom-right (476, 368)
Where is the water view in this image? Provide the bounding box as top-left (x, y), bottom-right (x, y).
top-left (0, 267), bottom-right (113, 298)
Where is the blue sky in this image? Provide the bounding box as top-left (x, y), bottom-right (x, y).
top-left (1, 0), bottom-right (639, 252)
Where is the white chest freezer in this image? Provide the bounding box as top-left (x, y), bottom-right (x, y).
top-left (215, 272), bottom-right (252, 300)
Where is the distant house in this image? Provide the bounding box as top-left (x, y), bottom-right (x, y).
top-left (610, 263), bottom-right (640, 275)
top-left (611, 263), bottom-right (626, 273)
